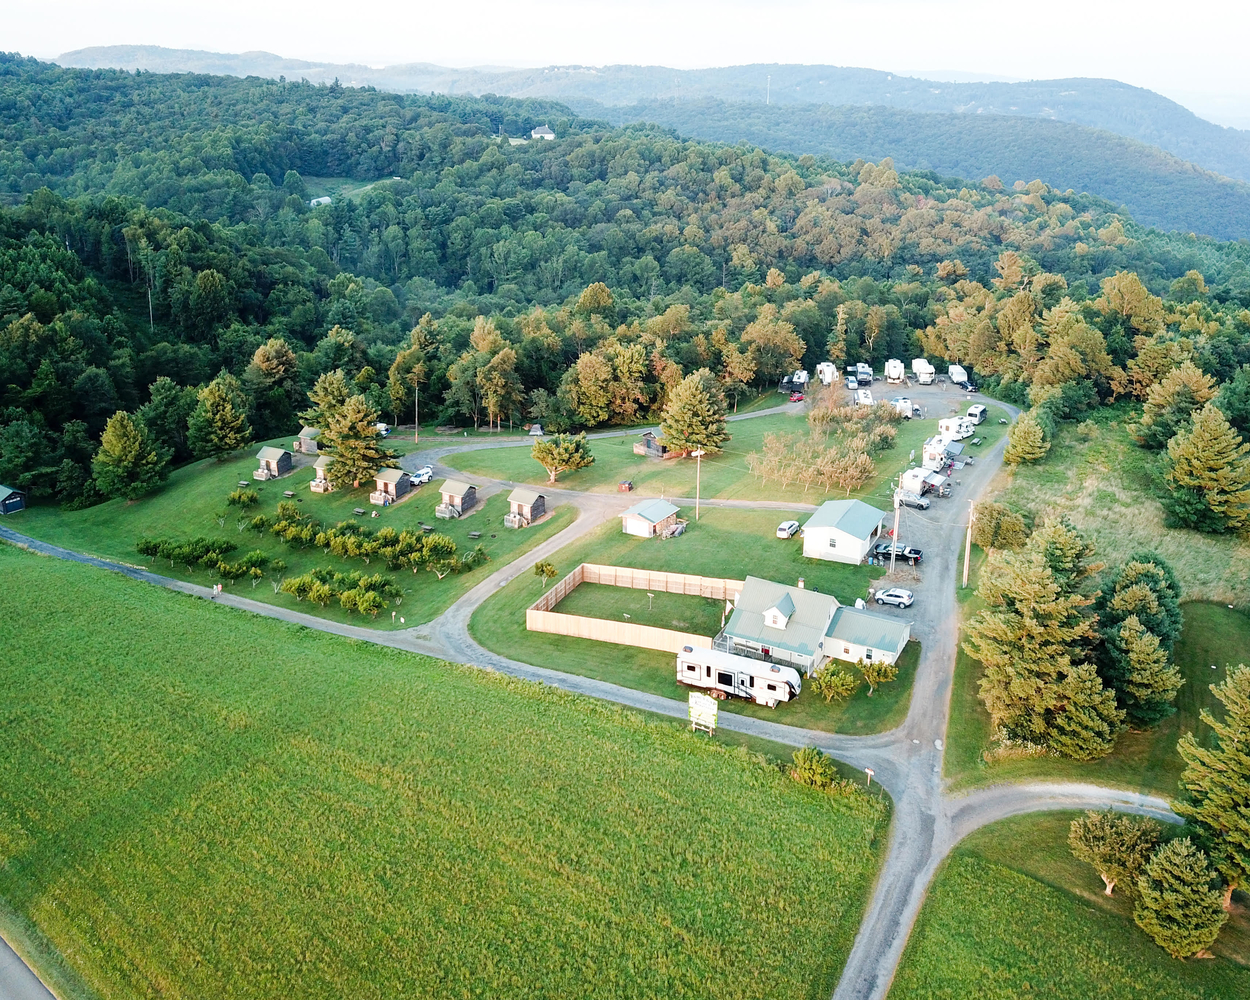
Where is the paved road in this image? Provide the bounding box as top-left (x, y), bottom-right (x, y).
top-left (0, 389), bottom-right (1180, 999)
top-left (0, 935), bottom-right (54, 1000)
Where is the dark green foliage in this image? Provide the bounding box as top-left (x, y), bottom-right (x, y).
top-left (136, 535), bottom-right (238, 570)
top-left (1133, 839), bottom-right (1228, 959)
top-left (1215, 365), bottom-right (1250, 437)
top-left (790, 747), bottom-right (837, 788)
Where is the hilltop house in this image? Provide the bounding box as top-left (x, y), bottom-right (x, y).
top-left (0, 485), bottom-right (25, 515)
top-left (531, 125), bottom-right (555, 140)
top-left (370, 468), bottom-right (412, 506)
top-left (504, 488), bottom-right (546, 528)
top-left (310, 455), bottom-right (335, 493)
top-left (254, 446), bottom-right (293, 481)
top-left (801, 499), bottom-right (886, 564)
top-left (436, 479), bottom-right (478, 518)
top-left (293, 426), bottom-right (320, 455)
top-left (619, 498), bottom-right (680, 537)
top-left (716, 576), bottom-right (911, 673)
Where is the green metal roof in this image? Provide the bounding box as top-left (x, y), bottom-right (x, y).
top-left (826, 606), bottom-right (912, 654)
top-left (802, 499), bottom-right (887, 540)
top-left (723, 577), bottom-right (838, 660)
top-left (621, 498), bottom-right (680, 524)
top-left (257, 446), bottom-right (290, 461)
top-left (0, 485), bottom-right (21, 502)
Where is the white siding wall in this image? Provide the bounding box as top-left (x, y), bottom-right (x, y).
top-left (802, 527), bottom-right (872, 564)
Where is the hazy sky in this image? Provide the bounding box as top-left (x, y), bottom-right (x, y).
top-left (11, 0), bottom-right (1250, 125)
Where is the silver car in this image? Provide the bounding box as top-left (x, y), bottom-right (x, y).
top-left (776, 520), bottom-right (801, 539)
top-left (875, 588), bottom-right (914, 608)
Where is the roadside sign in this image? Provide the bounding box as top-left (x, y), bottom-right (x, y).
top-left (689, 692), bottom-right (718, 734)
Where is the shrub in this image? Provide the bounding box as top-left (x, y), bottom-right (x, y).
top-left (790, 747), bottom-right (836, 789)
top-left (227, 488), bottom-right (260, 507)
top-left (810, 666), bottom-right (859, 702)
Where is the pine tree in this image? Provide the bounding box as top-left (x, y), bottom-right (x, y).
top-left (1069, 810), bottom-right (1161, 896)
top-left (1133, 839), bottom-right (1227, 959)
top-left (92, 410), bottom-right (170, 500)
top-left (1112, 615), bottom-right (1183, 726)
top-left (188, 373), bottom-right (252, 460)
top-left (320, 394), bottom-right (397, 488)
top-left (531, 433), bottom-right (594, 483)
top-left (659, 368), bottom-right (729, 457)
top-left (1048, 660), bottom-right (1125, 760)
top-left (137, 376), bottom-right (198, 461)
top-left (1135, 360), bottom-right (1218, 449)
top-left (1174, 664), bottom-right (1250, 910)
top-left (299, 369), bottom-right (351, 429)
top-left (1003, 409), bottom-right (1050, 464)
top-left (1163, 402), bottom-right (1250, 533)
top-left (1030, 517), bottom-right (1099, 588)
top-left (1096, 555), bottom-right (1184, 651)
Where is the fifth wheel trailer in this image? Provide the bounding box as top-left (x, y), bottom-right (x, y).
top-left (911, 358), bottom-right (935, 384)
top-left (884, 359), bottom-right (906, 383)
top-left (676, 646), bottom-right (802, 708)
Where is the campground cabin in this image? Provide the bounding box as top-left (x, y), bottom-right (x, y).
top-left (801, 499), bottom-right (886, 564)
top-left (676, 646), bottom-right (802, 708)
top-left (293, 426), bottom-right (320, 454)
top-left (370, 468), bottom-right (412, 506)
top-left (436, 479), bottom-right (477, 518)
top-left (310, 455), bottom-right (335, 493)
top-left (254, 446), bottom-right (293, 481)
top-left (504, 488), bottom-right (546, 528)
top-left (620, 498), bottom-right (680, 537)
top-left (0, 485), bottom-right (25, 515)
top-left (633, 430), bottom-right (673, 459)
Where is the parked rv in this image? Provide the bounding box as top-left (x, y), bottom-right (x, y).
top-left (948, 364), bottom-right (969, 384)
top-left (884, 359), bottom-right (906, 383)
top-left (676, 646), bottom-right (802, 708)
top-left (938, 416), bottom-right (975, 440)
top-left (889, 396), bottom-right (913, 418)
top-left (855, 389), bottom-right (874, 406)
top-left (816, 362), bottom-right (837, 386)
top-left (967, 404), bottom-right (987, 424)
top-left (911, 358), bottom-right (935, 384)
top-left (855, 362), bottom-right (874, 385)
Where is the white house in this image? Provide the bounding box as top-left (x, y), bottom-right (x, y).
top-left (620, 498), bottom-right (680, 537)
top-left (801, 499), bottom-right (887, 564)
top-left (825, 606), bottom-right (912, 667)
top-left (531, 125), bottom-right (555, 140)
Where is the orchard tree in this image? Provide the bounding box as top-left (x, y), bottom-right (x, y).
top-left (92, 410), bottom-right (170, 499)
top-left (1003, 409), bottom-right (1050, 464)
top-left (531, 432), bottom-right (594, 483)
top-left (857, 658), bottom-right (898, 696)
top-left (1069, 810), bottom-right (1161, 896)
top-left (188, 372), bottom-right (252, 460)
top-left (659, 368), bottom-right (729, 457)
top-left (321, 394), bottom-right (397, 488)
top-left (1174, 664), bottom-right (1250, 910)
top-left (811, 666), bottom-right (858, 702)
top-left (1134, 839), bottom-right (1227, 959)
top-left (1163, 402), bottom-right (1250, 533)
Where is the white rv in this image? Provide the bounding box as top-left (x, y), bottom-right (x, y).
top-left (922, 435), bottom-right (950, 471)
top-left (938, 416), bottom-right (975, 440)
top-left (816, 362), bottom-right (837, 386)
top-left (902, 467), bottom-right (948, 495)
top-left (855, 362), bottom-right (874, 385)
top-left (792, 369), bottom-right (810, 386)
top-left (889, 396), bottom-right (913, 418)
top-left (676, 646), bottom-right (802, 708)
top-left (948, 364), bottom-right (969, 384)
top-left (855, 388), bottom-right (874, 406)
top-left (911, 358), bottom-right (935, 384)
top-left (884, 359), bottom-right (906, 383)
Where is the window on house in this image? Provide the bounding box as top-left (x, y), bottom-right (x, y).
top-left (864, 649), bottom-right (874, 660)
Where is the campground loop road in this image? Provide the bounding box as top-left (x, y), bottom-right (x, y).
top-left (0, 385), bottom-right (1181, 1000)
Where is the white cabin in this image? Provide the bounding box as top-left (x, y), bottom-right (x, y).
top-left (801, 499), bottom-right (887, 564)
top-left (676, 646), bottom-right (801, 708)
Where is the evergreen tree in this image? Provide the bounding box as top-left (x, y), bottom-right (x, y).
top-left (1047, 660), bottom-right (1125, 760)
top-left (187, 372), bottom-right (252, 460)
top-left (531, 433), bottom-right (594, 483)
top-left (92, 410), bottom-right (170, 499)
top-left (1135, 360), bottom-right (1218, 449)
top-left (1134, 839), bottom-right (1227, 959)
top-left (1215, 363), bottom-right (1250, 437)
top-left (1096, 555), bottom-right (1184, 651)
top-left (321, 394), bottom-right (397, 488)
top-left (1111, 615), bottom-right (1183, 726)
top-left (1030, 517), bottom-right (1099, 588)
top-left (1162, 403), bottom-right (1250, 533)
top-left (1174, 664), bottom-right (1250, 910)
top-left (659, 368), bottom-right (729, 457)
top-left (972, 500), bottom-right (1029, 551)
top-left (137, 376), bottom-right (198, 461)
top-left (1069, 809), bottom-right (1161, 896)
top-left (299, 369), bottom-right (352, 430)
top-left (1003, 409), bottom-right (1050, 464)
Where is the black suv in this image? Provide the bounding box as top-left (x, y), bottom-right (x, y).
top-left (873, 542), bottom-right (923, 564)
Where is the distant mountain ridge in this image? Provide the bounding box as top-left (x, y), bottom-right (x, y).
top-left (59, 45), bottom-right (1250, 183)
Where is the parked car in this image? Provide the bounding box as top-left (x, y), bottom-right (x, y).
top-left (845, 376), bottom-right (858, 390)
top-left (912, 404), bottom-right (923, 417)
top-left (776, 520), bottom-right (801, 539)
top-left (874, 588), bottom-right (914, 608)
top-left (412, 465), bottom-right (434, 484)
top-left (956, 381), bottom-right (979, 392)
top-left (873, 541), bottom-right (923, 564)
top-left (898, 491), bottom-right (930, 510)
top-left (789, 391), bottom-right (805, 402)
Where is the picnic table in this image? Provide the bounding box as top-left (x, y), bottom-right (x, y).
top-left (283, 490), bottom-right (295, 497)
top-left (353, 508), bottom-right (366, 515)
top-left (238, 481), bottom-right (250, 488)
top-left (468, 531), bottom-right (482, 539)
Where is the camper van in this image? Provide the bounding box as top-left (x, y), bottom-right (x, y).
top-left (884, 359), bottom-right (906, 383)
top-left (676, 646), bottom-right (802, 708)
top-left (911, 358), bottom-right (935, 384)
top-left (938, 416), bottom-right (975, 440)
top-left (948, 364), bottom-right (969, 385)
top-left (855, 362), bottom-right (874, 385)
top-left (855, 388), bottom-right (874, 406)
top-left (816, 362), bottom-right (837, 386)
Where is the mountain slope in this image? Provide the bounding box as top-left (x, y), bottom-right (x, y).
top-left (59, 46), bottom-right (1250, 182)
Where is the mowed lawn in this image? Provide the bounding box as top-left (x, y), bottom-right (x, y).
top-left (554, 582), bottom-right (727, 635)
top-left (470, 510), bottom-right (919, 734)
top-left (892, 813), bottom-right (1250, 999)
top-left (0, 544), bottom-right (889, 1000)
top-left (9, 441), bottom-right (574, 629)
top-left (945, 601), bottom-right (1246, 795)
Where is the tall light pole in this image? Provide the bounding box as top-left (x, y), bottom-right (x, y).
top-left (889, 485), bottom-right (901, 576)
top-left (962, 499), bottom-right (975, 588)
top-left (692, 449), bottom-right (706, 520)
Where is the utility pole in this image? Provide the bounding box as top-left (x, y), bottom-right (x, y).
top-left (767, 75), bottom-right (771, 105)
top-left (692, 449), bottom-right (706, 520)
top-left (889, 486), bottom-right (901, 575)
top-left (962, 499), bottom-right (975, 588)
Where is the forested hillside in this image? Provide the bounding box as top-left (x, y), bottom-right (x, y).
top-left (580, 99), bottom-right (1250, 240)
top-left (4, 54), bottom-right (1250, 542)
top-left (61, 47), bottom-right (1250, 182)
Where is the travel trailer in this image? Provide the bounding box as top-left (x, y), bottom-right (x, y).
top-left (816, 362), bottom-right (837, 385)
top-left (855, 362), bottom-right (874, 385)
top-left (855, 388), bottom-right (874, 406)
top-left (948, 364), bottom-right (969, 384)
top-left (911, 358), bottom-right (935, 384)
top-left (890, 396), bottom-right (913, 418)
top-left (676, 646), bottom-right (802, 708)
top-left (938, 416), bottom-right (975, 440)
top-left (884, 359), bottom-right (906, 383)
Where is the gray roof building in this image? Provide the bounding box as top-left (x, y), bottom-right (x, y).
top-left (723, 576), bottom-right (839, 663)
top-left (826, 606), bottom-right (912, 655)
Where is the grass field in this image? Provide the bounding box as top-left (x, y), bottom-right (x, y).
top-left (892, 813), bottom-right (1250, 999)
top-left (470, 510), bottom-right (919, 734)
top-left (554, 582), bottom-right (726, 635)
top-left (987, 403), bottom-right (1250, 606)
top-left (945, 601), bottom-right (1246, 795)
top-left (9, 443), bottom-right (573, 629)
top-left (0, 543), bottom-right (890, 1000)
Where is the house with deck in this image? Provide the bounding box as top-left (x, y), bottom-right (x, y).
top-left (254, 446), bottom-right (293, 481)
top-left (310, 456), bottom-right (335, 493)
top-left (370, 468), bottom-right (412, 506)
top-left (436, 479), bottom-right (478, 518)
top-left (504, 488), bottom-right (546, 528)
top-left (801, 499), bottom-right (886, 564)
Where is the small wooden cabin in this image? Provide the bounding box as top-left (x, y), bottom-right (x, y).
top-left (0, 485), bottom-right (25, 515)
top-left (310, 456), bottom-right (335, 493)
top-left (370, 468), bottom-right (412, 506)
top-left (254, 446), bottom-right (293, 481)
top-left (620, 498), bottom-right (680, 538)
top-left (436, 479), bottom-right (478, 519)
top-left (293, 426), bottom-right (321, 454)
top-left (633, 430), bottom-right (672, 459)
top-left (504, 488), bottom-right (546, 528)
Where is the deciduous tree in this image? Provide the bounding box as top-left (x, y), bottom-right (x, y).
top-left (1069, 810), bottom-right (1161, 896)
top-left (531, 433), bottom-right (594, 483)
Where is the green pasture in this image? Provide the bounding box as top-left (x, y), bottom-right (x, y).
top-left (10, 442), bottom-right (573, 629)
top-left (945, 602), bottom-right (1245, 795)
top-left (892, 813), bottom-right (1249, 999)
top-left (0, 543), bottom-right (889, 1000)
top-left (470, 510), bottom-right (917, 733)
top-left (554, 582), bottom-right (726, 635)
